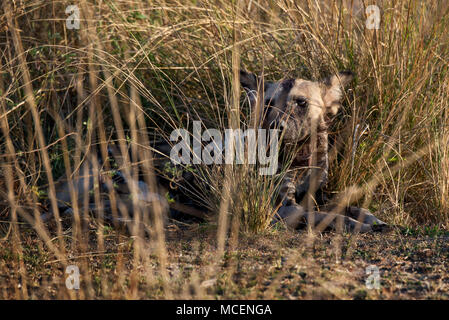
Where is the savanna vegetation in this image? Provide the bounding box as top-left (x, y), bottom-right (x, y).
top-left (0, 0), bottom-right (448, 299)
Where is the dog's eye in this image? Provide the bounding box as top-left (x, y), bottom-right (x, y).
top-left (294, 98), bottom-right (308, 108)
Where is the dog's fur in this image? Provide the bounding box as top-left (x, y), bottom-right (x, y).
top-left (45, 69), bottom-right (387, 234)
top-left (240, 69), bottom-right (387, 233)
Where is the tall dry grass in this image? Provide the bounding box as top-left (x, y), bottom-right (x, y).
top-left (0, 0), bottom-right (448, 299)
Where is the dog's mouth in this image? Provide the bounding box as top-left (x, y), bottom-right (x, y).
top-left (294, 141), bottom-right (312, 163)
top-left (283, 132), bottom-right (310, 146)
top-left (297, 143), bottom-right (311, 159)
top-left (281, 136), bottom-right (312, 165)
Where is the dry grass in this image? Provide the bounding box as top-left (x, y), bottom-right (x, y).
top-left (0, 0), bottom-right (448, 299)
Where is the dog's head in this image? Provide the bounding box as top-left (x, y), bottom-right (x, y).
top-left (240, 70), bottom-right (354, 143)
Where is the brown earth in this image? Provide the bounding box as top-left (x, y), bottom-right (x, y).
top-left (1, 218), bottom-right (448, 300)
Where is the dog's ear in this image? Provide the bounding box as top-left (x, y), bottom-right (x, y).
top-left (322, 71), bottom-right (354, 115)
top-left (240, 70), bottom-right (259, 91)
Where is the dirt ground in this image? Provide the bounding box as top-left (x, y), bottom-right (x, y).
top-left (163, 225), bottom-right (449, 299)
top-left (1, 220), bottom-right (448, 300)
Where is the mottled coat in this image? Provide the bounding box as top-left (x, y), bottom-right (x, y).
top-left (240, 70), bottom-right (387, 232)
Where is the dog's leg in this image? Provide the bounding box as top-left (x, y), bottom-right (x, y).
top-left (274, 205), bottom-right (307, 229)
top-left (318, 200), bottom-right (388, 232)
top-left (274, 205), bottom-right (372, 233)
top-left (344, 206), bottom-right (388, 231)
top-left (278, 171), bottom-right (298, 206)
